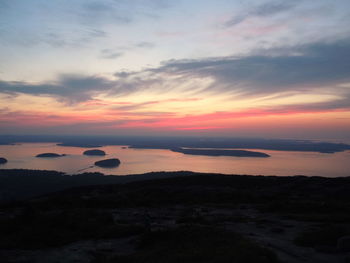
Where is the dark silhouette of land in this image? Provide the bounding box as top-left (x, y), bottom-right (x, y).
top-left (94, 158), bottom-right (121, 168)
top-left (35, 153), bottom-right (65, 158)
top-left (83, 149), bottom-right (106, 156)
top-left (128, 139), bottom-right (350, 153)
top-left (0, 158), bottom-right (7, 164)
top-left (170, 148), bottom-right (270, 157)
top-left (57, 143), bottom-right (102, 148)
top-left (1, 135), bottom-right (349, 153)
top-left (0, 169), bottom-right (349, 262)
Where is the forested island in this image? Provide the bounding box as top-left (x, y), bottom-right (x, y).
top-left (83, 149), bottom-right (106, 156)
top-left (171, 148), bottom-right (270, 157)
top-left (36, 153), bottom-right (65, 158)
top-left (94, 158), bottom-right (120, 168)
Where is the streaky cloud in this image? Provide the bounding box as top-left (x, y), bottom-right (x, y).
top-left (0, 75), bottom-right (116, 103)
top-left (100, 49), bottom-right (124, 59)
top-left (1, 38), bottom-right (350, 113)
top-left (152, 39), bottom-right (350, 95)
top-left (225, 0), bottom-right (300, 27)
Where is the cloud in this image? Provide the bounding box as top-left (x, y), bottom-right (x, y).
top-left (80, 1), bottom-right (132, 26)
top-left (225, 0), bottom-right (300, 27)
top-left (1, 38), bottom-right (350, 112)
top-left (135, 41), bottom-right (155, 49)
top-left (0, 75), bottom-right (117, 103)
top-left (100, 49), bottom-right (124, 59)
top-left (99, 41), bottom-right (154, 60)
top-left (151, 39), bottom-right (350, 96)
top-left (79, 0), bottom-right (176, 26)
top-left (0, 1), bottom-right (164, 49)
top-left (111, 98), bottom-right (202, 111)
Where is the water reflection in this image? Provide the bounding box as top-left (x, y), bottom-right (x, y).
top-left (0, 143), bottom-right (349, 177)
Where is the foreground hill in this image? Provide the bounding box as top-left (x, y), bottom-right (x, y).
top-left (0, 169), bottom-right (349, 262)
top-left (0, 169), bottom-right (349, 201)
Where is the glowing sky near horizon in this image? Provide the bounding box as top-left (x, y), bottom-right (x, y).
top-left (1, 0), bottom-right (350, 140)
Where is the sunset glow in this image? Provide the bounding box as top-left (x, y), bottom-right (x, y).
top-left (1, 0), bottom-right (350, 141)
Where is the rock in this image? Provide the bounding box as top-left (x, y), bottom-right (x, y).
top-left (94, 158), bottom-right (120, 168)
top-left (337, 236), bottom-right (350, 252)
top-left (0, 157), bottom-right (7, 164)
top-left (83, 149), bottom-right (106, 156)
top-left (36, 153), bottom-right (64, 158)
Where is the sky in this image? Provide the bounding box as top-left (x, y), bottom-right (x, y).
top-left (0, 0), bottom-right (350, 141)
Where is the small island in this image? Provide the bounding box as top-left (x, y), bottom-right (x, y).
top-left (36, 153), bottom-right (65, 158)
top-left (172, 148), bottom-right (270, 157)
top-left (94, 158), bottom-right (120, 168)
top-left (83, 149), bottom-right (106, 156)
top-left (0, 157), bottom-right (7, 164)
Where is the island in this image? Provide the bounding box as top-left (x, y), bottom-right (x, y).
top-left (128, 138), bottom-right (350, 153)
top-left (83, 149), bottom-right (106, 156)
top-left (94, 158), bottom-right (120, 168)
top-left (57, 143), bottom-right (102, 148)
top-left (0, 157), bottom-right (7, 164)
top-left (36, 153), bottom-right (65, 158)
top-left (171, 148), bottom-right (270, 157)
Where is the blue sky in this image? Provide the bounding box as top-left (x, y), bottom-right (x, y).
top-left (1, 0), bottom-right (349, 81)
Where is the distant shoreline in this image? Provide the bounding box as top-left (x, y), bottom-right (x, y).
top-left (1, 135), bottom-right (350, 153)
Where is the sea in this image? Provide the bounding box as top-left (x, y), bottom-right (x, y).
top-left (0, 143), bottom-right (349, 177)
